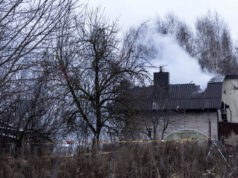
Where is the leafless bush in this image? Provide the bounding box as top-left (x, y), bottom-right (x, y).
top-left (1, 142), bottom-right (238, 177)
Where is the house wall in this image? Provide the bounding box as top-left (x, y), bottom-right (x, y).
top-left (138, 111), bottom-right (218, 140)
top-left (162, 112), bottom-right (218, 139)
top-left (222, 79), bottom-right (238, 123)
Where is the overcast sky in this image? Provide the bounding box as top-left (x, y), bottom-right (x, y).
top-left (85, 0), bottom-right (238, 88)
top-left (86, 0), bottom-right (238, 38)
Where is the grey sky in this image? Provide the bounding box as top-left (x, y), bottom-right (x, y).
top-left (85, 0), bottom-right (238, 88)
top-left (87, 0), bottom-right (238, 39)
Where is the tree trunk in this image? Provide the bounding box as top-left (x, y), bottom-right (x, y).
top-left (153, 125), bottom-right (157, 141)
top-left (92, 131), bottom-right (101, 157)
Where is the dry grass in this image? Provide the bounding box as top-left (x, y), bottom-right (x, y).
top-left (1, 142), bottom-right (238, 177)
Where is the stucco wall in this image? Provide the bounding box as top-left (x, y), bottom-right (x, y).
top-left (138, 111), bottom-right (218, 140)
top-left (222, 79), bottom-right (238, 123)
top-left (161, 112), bottom-right (217, 139)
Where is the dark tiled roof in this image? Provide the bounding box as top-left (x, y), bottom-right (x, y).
top-left (166, 83), bottom-right (222, 110)
top-left (169, 84), bottom-right (199, 99)
top-left (131, 82), bottom-right (222, 111)
top-left (225, 75), bottom-right (238, 79)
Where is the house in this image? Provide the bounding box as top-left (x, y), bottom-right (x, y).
top-left (125, 69), bottom-right (238, 140)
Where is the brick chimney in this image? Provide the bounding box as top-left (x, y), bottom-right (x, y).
top-left (154, 67), bottom-right (169, 97)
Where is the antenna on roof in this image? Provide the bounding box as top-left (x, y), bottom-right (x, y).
top-left (159, 65), bottom-right (167, 72)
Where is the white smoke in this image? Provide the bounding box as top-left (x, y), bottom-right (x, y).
top-left (145, 32), bottom-right (214, 90)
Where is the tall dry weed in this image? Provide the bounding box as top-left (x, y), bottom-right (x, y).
top-left (0, 141), bottom-right (238, 177)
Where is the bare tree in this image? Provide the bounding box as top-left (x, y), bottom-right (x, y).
top-left (0, 0), bottom-right (78, 154)
top-left (141, 109), bottom-right (170, 140)
top-left (130, 82), bottom-right (171, 140)
top-left (0, 0), bottom-right (77, 86)
top-left (43, 9), bottom-right (149, 151)
top-left (110, 80), bottom-right (144, 140)
top-left (0, 0), bottom-right (77, 114)
top-left (0, 72), bottom-right (62, 154)
top-left (195, 12), bottom-right (237, 74)
top-left (146, 12), bottom-right (238, 75)
top-left (155, 14), bottom-right (195, 56)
